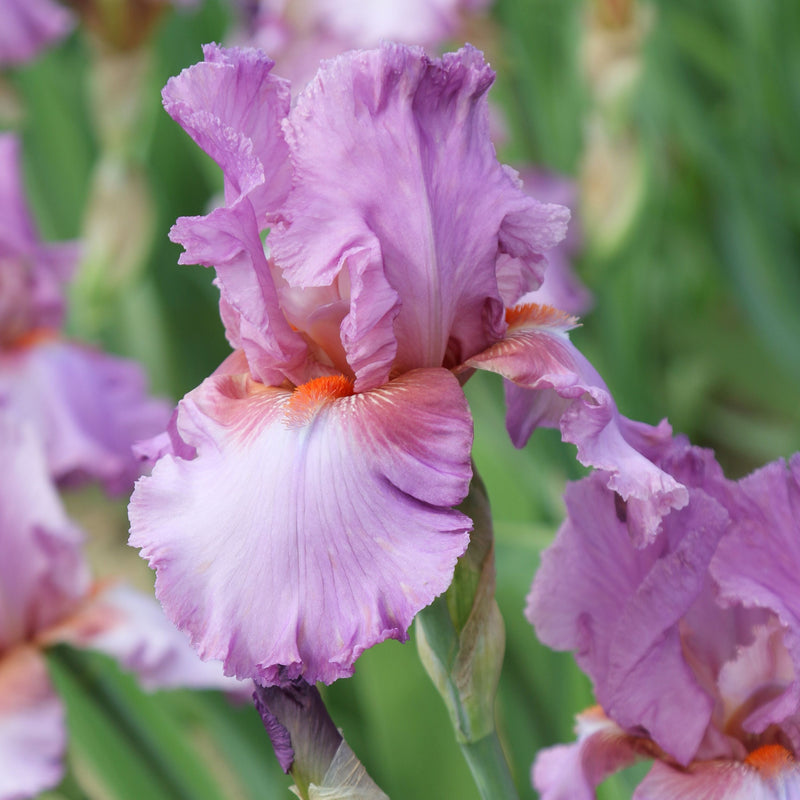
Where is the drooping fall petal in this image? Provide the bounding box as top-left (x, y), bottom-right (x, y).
top-left (466, 303), bottom-right (687, 543)
top-left (130, 365), bottom-right (473, 685)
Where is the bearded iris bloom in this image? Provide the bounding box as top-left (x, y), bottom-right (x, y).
top-left (529, 438), bottom-right (800, 799)
top-left (0, 133), bottom-right (169, 493)
top-left (130, 42), bottom-right (686, 687)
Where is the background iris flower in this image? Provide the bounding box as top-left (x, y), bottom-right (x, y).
top-left (529, 439), bottom-right (800, 799)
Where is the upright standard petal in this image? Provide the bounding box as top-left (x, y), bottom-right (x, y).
top-left (271, 44), bottom-right (569, 389)
top-left (0, 647), bottom-right (66, 800)
top-left (130, 364), bottom-right (473, 685)
top-left (163, 45), bottom-right (310, 385)
top-left (466, 303), bottom-right (687, 543)
top-left (0, 340), bottom-right (171, 493)
top-left (0, 422), bottom-right (88, 653)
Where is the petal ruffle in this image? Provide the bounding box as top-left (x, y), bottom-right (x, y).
top-left (130, 365), bottom-right (473, 685)
top-left (162, 43), bottom-right (292, 214)
top-left (163, 45), bottom-right (310, 385)
top-left (0, 647), bottom-right (65, 800)
top-left (527, 471), bottom-right (729, 764)
top-left (466, 303), bottom-right (687, 543)
top-left (0, 340), bottom-right (170, 493)
top-left (271, 44), bottom-right (569, 389)
top-left (0, 421), bottom-right (88, 653)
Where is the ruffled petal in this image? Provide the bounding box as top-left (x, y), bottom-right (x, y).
top-left (710, 456), bottom-right (800, 749)
top-left (532, 707), bottom-right (646, 800)
top-left (466, 303), bottom-right (687, 543)
top-left (50, 583), bottom-right (246, 694)
top-left (130, 365), bottom-right (473, 684)
top-left (0, 647), bottom-right (65, 800)
top-left (0, 340), bottom-right (170, 493)
top-left (162, 43), bottom-right (292, 214)
top-left (271, 43), bottom-right (569, 389)
top-left (170, 204), bottom-right (311, 385)
top-left (636, 757), bottom-right (800, 800)
top-left (164, 46), bottom-right (311, 385)
top-left (527, 471), bottom-right (729, 764)
top-left (0, 0), bottom-right (74, 66)
top-left (0, 421), bottom-right (88, 652)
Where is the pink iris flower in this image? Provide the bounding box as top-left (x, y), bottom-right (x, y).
top-left (129, 43), bottom-right (686, 687)
top-left (0, 421), bottom-right (242, 800)
top-left (528, 437), bottom-right (800, 799)
top-left (0, 133), bottom-right (170, 493)
top-left (0, 0), bottom-right (74, 66)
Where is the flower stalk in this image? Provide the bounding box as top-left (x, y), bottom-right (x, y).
top-left (416, 467), bottom-right (519, 800)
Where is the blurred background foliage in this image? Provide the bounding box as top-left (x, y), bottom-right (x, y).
top-left (5, 0), bottom-right (800, 797)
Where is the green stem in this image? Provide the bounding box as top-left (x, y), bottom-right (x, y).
top-left (460, 732), bottom-right (520, 800)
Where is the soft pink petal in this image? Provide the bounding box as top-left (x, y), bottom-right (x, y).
top-left (130, 366), bottom-right (473, 684)
top-left (0, 421), bottom-right (88, 652)
top-left (0, 0), bottom-right (74, 66)
top-left (636, 757), bottom-right (800, 800)
top-left (169, 205), bottom-right (311, 385)
top-left (527, 472), bottom-right (728, 764)
top-left (0, 647), bottom-right (65, 800)
top-left (0, 340), bottom-right (170, 493)
top-left (271, 44), bottom-right (569, 389)
top-left (532, 707), bottom-right (645, 800)
top-left (467, 304), bottom-right (687, 543)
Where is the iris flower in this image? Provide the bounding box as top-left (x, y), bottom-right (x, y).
top-left (0, 421), bottom-right (241, 800)
top-left (0, 133), bottom-right (169, 493)
top-left (528, 438), bottom-right (800, 799)
top-left (130, 42), bottom-right (686, 687)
